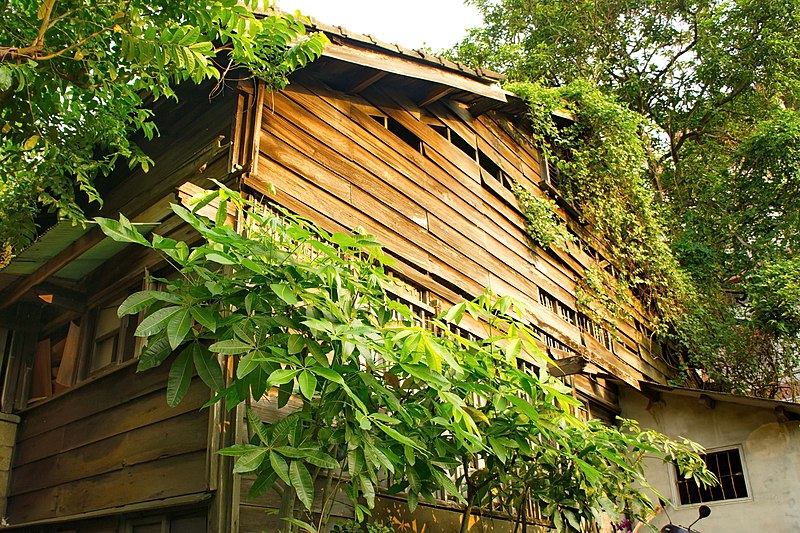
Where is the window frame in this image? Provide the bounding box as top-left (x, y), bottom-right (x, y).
top-left (671, 444), bottom-right (752, 508)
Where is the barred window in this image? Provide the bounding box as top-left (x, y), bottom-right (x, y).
top-left (676, 448), bottom-right (749, 505)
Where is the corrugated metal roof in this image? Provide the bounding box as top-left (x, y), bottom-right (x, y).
top-left (1, 222), bottom-right (92, 277)
top-left (0, 221), bottom-right (159, 292)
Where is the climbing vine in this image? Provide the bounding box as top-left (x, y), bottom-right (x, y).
top-left (511, 182), bottom-right (574, 250)
top-left (508, 81), bottom-right (695, 337)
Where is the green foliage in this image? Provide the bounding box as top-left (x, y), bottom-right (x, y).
top-left (98, 184), bottom-right (714, 532)
top-left (511, 182), bottom-right (574, 250)
top-left (509, 81), bottom-right (693, 334)
top-left (451, 1), bottom-right (800, 397)
top-left (0, 1), bottom-right (328, 249)
top-left (332, 521), bottom-right (396, 533)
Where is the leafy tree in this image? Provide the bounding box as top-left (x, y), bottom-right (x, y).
top-left (0, 0), bottom-right (327, 249)
top-left (97, 184), bottom-right (714, 532)
top-left (449, 0), bottom-right (800, 398)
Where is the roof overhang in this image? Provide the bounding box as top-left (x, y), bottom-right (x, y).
top-left (0, 221), bottom-right (158, 301)
top-left (638, 382), bottom-right (800, 418)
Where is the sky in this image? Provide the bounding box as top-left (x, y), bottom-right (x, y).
top-left (276, 0), bottom-right (483, 52)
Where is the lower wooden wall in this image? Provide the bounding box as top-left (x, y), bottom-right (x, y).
top-left (7, 363), bottom-right (210, 526)
top-left (373, 496), bottom-right (548, 533)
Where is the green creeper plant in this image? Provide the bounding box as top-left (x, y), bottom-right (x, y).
top-left (449, 0), bottom-right (800, 399)
top-left (97, 184), bottom-right (714, 532)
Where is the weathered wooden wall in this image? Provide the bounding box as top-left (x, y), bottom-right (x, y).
top-left (2, 82), bottom-right (238, 529)
top-left (7, 364), bottom-right (209, 525)
top-left (245, 73), bottom-right (669, 409)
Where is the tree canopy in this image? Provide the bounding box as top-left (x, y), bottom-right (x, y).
top-left (449, 0), bottom-right (800, 399)
top-left (0, 0), bottom-right (327, 251)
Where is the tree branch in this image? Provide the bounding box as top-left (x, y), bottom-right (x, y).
top-left (34, 0), bottom-right (58, 48)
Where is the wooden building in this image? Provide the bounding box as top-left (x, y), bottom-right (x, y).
top-left (0, 18), bottom-right (674, 533)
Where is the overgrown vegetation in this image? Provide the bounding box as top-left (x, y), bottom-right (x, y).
top-left (0, 0), bottom-right (327, 249)
top-left (450, 0), bottom-right (800, 398)
top-left (98, 185), bottom-right (714, 533)
top-left (509, 81), bottom-right (694, 336)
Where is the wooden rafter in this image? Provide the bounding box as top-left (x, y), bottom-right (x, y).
top-left (416, 85), bottom-right (457, 108)
top-left (345, 68), bottom-right (387, 94)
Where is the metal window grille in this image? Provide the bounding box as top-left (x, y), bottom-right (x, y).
top-left (676, 448), bottom-right (748, 505)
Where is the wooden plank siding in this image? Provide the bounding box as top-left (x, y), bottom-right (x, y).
top-left (248, 75), bottom-right (668, 392)
top-left (7, 363), bottom-right (210, 525)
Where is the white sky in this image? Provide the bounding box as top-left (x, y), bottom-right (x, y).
top-left (276, 0), bottom-right (482, 52)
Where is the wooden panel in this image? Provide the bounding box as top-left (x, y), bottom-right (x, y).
top-left (8, 451), bottom-right (207, 525)
top-left (254, 79), bottom-right (667, 391)
top-left (11, 409), bottom-right (207, 495)
top-left (17, 361), bottom-right (171, 441)
top-left (14, 380), bottom-right (207, 467)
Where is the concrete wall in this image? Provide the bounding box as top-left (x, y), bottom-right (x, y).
top-left (619, 388), bottom-right (800, 532)
top-left (0, 412), bottom-right (20, 518)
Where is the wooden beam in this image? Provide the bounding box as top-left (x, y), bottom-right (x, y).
top-left (322, 42), bottom-right (508, 102)
top-left (34, 282), bottom-right (86, 312)
top-left (468, 98), bottom-right (504, 117)
top-left (345, 69), bottom-right (387, 94)
top-left (0, 226), bottom-right (107, 313)
top-left (416, 85), bottom-right (456, 108)
top-left (547, 355), bottom-right (587, 377)
top-left (0, 138), bottom-right (228, 312)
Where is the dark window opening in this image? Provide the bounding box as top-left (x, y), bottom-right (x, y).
top-left (449, 129), bottom-right (477, 160)
top-left (386, 116), bottom-right (422, 152)
top-left (370, 114), bottom-right (388, 128)
top-left (479, 150), bottom-right (502, 181)
top-left (430, 124), bottom-right (449, 140)
top-left (539, 289), bottom-right (577, 327)
top-left (677, 448), bottom-right (748, 505)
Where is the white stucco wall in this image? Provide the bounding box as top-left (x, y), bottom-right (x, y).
top-left (619, 388), bottom-right (800, 532)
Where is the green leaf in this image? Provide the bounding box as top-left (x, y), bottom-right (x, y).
top-left (237, 351), bottom-right (261, 379)
top-left (248, 469), bottom-right (278, 498)
top-left (297, 370), bottom-right (317, 400)
top-left (302, 450), bottom-right (339, 470)
top-left (360, 476), bottom-right (376, 508)
top-left (136, 334), bottom-right (172, 371)
top-left (135, 306), bottom-right (183, 337)
top-left (270, 282), bottom-right (298, 305)
top-left (190, 305), bottom-right (218, 332)
top-left (192, 342), bottom-right (225, 390)
top-left (117, 290), bottom-right (165, 317)
top-left (0, 66), bottom-right (12, 91)
top-left (488, 436), bottom-right (508, 464)
top-left (288, 333), bottom-right (304, 355)
top-left (233, 447), bottom-right (268, 473)
top-left (166, 344), bottom-right (193, 407)
top-left (279, 518), bottom-right (317, 533)
top-left (289, 460), bottom-right (314, 510)
top-left (310, 366), bottom-right (344, 384)
top-left (95, 216), bottom-right (151, 247)
top-left (375, 421), bottom-right (424, 451)
top-left (247, 407), bottom-right (270, 445)
top-left (267, 368), bottom-right (300, 387)
top-left (270, 451), bottom-right (290, 484)
top-left (210, 338), bottom-right (252, 354)
top-left (167, 307), bottom-right (192, 349)
top-left (217, 443), bottom-right (260, 456)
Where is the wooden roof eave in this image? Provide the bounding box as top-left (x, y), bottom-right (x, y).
top-left (321, 40), bottom-right (508, 104)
